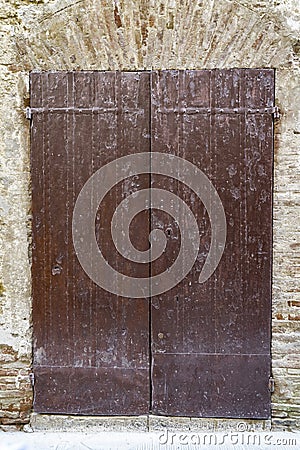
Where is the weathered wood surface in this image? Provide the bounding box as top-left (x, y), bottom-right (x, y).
top-left (31, 72), bottom-right (151, 414)
top-left (31, 70), bottom-right (274, 417)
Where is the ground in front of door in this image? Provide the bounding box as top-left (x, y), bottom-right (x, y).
top-left (0, 431), bottom-right (299, 450)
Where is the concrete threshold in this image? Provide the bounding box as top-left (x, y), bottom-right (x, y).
top-left (28, 414), bottom-right (272, 433)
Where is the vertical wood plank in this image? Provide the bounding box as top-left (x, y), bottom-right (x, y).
top-left (151, 69), bottom-right (274, 418)
top-left (31, 71), bottom-right (151, 414)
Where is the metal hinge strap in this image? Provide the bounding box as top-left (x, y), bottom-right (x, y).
top-left (269, 377), bottom-right (275, 393)
top-left (25, 106), bottom-right (143, 116)
top-left (26, 107), bottom-right (32, 119)
top-left (25, 106), bottom-right (280, 117)
top-left (158, 106), bottom-right (280, 115)
top-left (272, 106), bottom-right (280, 119)
top-left (29, 372), bottom-right (35, 386)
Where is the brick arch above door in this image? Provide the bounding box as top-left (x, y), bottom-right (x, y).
top-left (11, 1), bottom-right (293, 72)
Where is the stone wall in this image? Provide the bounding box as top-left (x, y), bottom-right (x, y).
top-left (0, 0), bottom-right (299, 430)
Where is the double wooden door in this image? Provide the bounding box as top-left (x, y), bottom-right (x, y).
top-left (31, 70), bottom-right (274, 418)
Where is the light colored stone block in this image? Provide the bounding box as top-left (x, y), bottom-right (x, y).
top-left (30, 413), bottom-right (148, 432)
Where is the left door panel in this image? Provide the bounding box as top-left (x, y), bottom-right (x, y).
top-left (30, 72), bottom-right (150, 414)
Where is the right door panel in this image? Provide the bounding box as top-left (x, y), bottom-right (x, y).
top-left (150, 69), bottom-right (274, 418)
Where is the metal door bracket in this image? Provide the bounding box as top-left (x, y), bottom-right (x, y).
top-left (29, 372), bottom-right (35, 386)
top-left (272, 106), bottom-right (280, 120)
top-left (26, 107), bottom-right (32, 120)
top-left (268, 377), bottom-right (275, 393)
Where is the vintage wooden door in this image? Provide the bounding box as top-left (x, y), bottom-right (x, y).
top-left (30, 70), bottom-right (274, 418)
